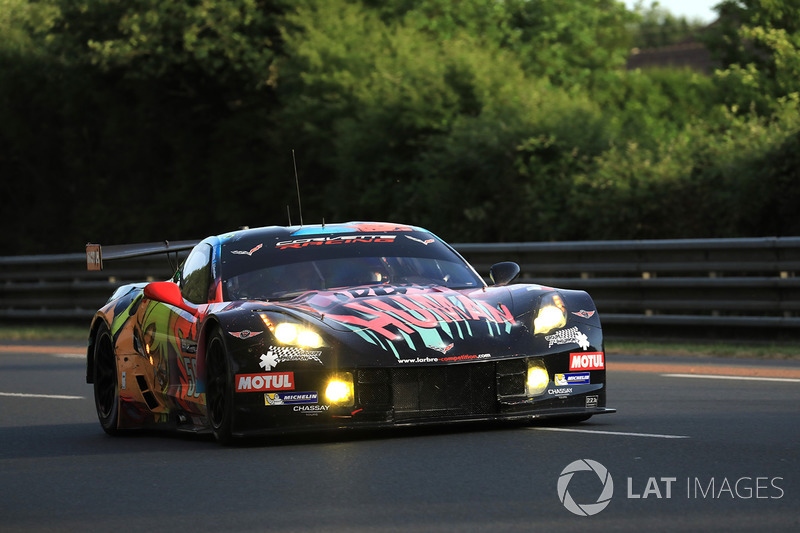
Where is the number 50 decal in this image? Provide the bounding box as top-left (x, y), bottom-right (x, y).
top-left (183, 356), bottom-right (202, 399)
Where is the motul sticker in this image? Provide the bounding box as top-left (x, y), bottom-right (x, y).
top-left (235, 372), bottom-right (294, 392)
top-left (569, 352), bottom-right (605, 371)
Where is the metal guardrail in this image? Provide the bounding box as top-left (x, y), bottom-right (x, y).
top-left (1, 237), bottom-right (799, 340)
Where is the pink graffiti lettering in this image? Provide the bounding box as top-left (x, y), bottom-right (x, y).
top-left (383, 297), bottom-right (440, 328)
top-left (324, 301), bottom-right (416, 338)
top-left (325, 293), bottom-right (515, 340)
top-left (410, 294), bottom-right (471, 322)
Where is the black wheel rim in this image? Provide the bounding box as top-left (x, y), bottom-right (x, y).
top-left (95, 332), bottom-right (117, 420)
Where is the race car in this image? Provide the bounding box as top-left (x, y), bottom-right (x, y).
top-left (86, 222), bottom-right (613, 444)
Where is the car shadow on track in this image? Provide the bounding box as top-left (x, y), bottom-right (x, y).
top-left (0, 417), bottom-right (602, 459)
top-left (232, 417), bottom-right (599, 449)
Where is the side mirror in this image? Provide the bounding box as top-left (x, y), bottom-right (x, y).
top-left (489, 262), bottom-right (521, 286)
top-left (143, 281), bottom-right (196, 313)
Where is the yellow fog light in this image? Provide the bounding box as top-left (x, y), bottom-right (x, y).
top-left (325, 373), bottom-right (354, 406)
top-left (526, 360), bottom-right (549, 396)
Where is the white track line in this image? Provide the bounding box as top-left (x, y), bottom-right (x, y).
top-left (532, 427), bottom-right (689, 439)
top-left (662, 373), bottom-right (800, 383)
top-left (0, 392), bottom-right (85, 400)
top-left (51, 353), bottom-right (84, 359)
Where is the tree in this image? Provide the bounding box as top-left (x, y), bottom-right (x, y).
top-left (0, 0), bottom-right (60, 57)
top-left (705, 0), bottom-right (800, 112)
top-left (502, 0), bottom-right (637, 88)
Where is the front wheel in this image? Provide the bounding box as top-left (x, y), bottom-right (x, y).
top-left (93, 324), bottom-right (120, 435)
top-left (205, 330), bottom-right (235, 445)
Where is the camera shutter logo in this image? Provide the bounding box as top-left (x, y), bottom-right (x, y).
top-left (557, 459), bottom-right (614, 516)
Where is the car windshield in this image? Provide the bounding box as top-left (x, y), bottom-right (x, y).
top-left (220, 231), bottom-right (483, 301)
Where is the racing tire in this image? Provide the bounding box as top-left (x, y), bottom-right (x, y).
top-left (93, 324), bottom-right (121, 435)
top-left (206, 329), bottom-right (235, 445)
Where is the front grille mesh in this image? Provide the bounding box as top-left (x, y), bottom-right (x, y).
top-left (357, 368), bottom-right (391, 410)
top-left (358, 362), bottom-right (511, 420)
top-left (496, 359), bottom-right (527, 399)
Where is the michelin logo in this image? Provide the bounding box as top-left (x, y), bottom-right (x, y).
top-left (265, 391), bottom-right (318, 406)
top-left (555, 372), bottom-right (590, 386)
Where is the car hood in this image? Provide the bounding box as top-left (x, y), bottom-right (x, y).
top-left (263, 284), bottom-right (534, 364)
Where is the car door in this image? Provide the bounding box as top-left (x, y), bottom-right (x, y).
top-left (171, 242), bottom-right (214, 412)
top-left (138, 242), bottom-right (213, 415)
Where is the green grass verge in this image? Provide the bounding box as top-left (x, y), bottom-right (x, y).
top-left (0, 325), bottom-right (88, 341)
top-left (607, 340), bottom-right (800, 360)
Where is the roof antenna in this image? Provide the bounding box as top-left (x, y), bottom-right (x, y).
top-left (286, 205), bottom-right (292, 226)
top-left (292, 149), bottom-right (303, 226)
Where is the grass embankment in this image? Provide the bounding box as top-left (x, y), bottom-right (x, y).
top-left (0, 326), bottom-right (88, 341)
top-left (0, 326), bottom-right (798, 359)
top-left (608, 341), bottom-right (800, 360)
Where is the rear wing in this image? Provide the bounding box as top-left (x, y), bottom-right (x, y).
top-left (86, 240), bottom-right (199, 271)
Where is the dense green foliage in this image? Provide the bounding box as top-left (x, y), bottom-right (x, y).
top-left (1, 0), bottom-right (799, 253)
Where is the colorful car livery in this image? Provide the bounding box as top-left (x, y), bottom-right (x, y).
top-left (86, 222), bottom-right (614, 444)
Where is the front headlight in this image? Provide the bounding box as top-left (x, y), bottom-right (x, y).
top-left (260, 314), bottom-right (324, 348)
top-left (533, 293), bottom-right (567, 335)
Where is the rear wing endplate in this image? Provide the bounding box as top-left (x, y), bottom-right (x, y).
top-left (86, 240), bottom-right (199, 271)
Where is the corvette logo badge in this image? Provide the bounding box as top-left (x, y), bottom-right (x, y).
top-left (427, 343), bottom-right (454, 354)
top-left (405, 235), bottom-right (434, 245)
top-left (231, 243), bottom-right (263, 256)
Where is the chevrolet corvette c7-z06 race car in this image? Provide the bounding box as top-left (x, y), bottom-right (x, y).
top-left (86, 222), bottom-right (613, 444)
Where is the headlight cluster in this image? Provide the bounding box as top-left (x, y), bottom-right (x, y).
top-left (259, 313), bottom-right (324, 348)
top-left (533, 293), bottom-right (567, 335)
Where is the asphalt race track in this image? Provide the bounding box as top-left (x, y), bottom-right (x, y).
top-left (1, 341), bottom-right (798, 532)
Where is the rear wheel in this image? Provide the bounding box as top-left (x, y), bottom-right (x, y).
top-left (206, 330), bottom-right (234, 445)
top-left (93, 324), bottom-right (120, 435)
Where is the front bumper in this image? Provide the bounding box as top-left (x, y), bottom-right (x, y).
top-left (230, 355), bottom-right (615, 437)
